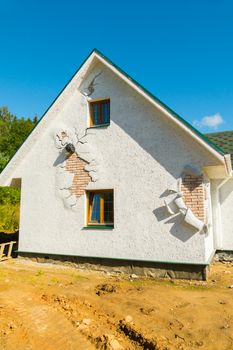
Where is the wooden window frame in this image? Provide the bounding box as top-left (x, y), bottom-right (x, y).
top-left (86, 189), bottom-right (114, 227)
top-left (89, 98), bottom-right (110, 127)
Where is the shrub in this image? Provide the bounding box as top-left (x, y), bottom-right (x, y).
top-left (0, 187), bottom-right (20, 232)
top-left (0, 187), bottom-right (20, 205)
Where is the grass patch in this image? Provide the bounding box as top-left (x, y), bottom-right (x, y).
top-left (50, 277), bottom-right (59, 285)
top-left (36, 270), bottom-right (45, 277)
top-left (72, 273), bottom-right (89, 282)
top-left (0, 270), bottom-right (9, 279)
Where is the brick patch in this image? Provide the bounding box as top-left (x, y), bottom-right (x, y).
top-left (181, 174), bottom-right (205, 221)
top-left (65, 153), bottom-right (91, 198)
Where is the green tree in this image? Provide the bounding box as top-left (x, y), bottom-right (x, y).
top-left (0, 107), bottom-right (37, 172)
top-left (0, 107), bottom-right (37, 232)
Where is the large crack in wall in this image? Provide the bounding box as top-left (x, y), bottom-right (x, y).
top-left (54, 126), bottom-right (101, 210)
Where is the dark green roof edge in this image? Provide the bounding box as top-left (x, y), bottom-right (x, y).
top-left (205, 130), bottom-right (233, 137)
top-left (93, 48), bottom-right (225, 156)
top-left (204, 130), bottom-right (233, 166)
top-left (0, 49), bottom-right (96, 174)
top-left (0, 48), bottom-right (226, 175)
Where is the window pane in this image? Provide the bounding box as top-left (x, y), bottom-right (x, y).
top-left (103, 192), bottom-right (113, 223)
top-left (102, 101), bottom-right (110, 124)
top-left (92, 104), bottom-right (100, 125)
top-left (90, 193), bottom-right (100, 223)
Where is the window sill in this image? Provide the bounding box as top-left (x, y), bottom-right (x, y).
top-left (82, 225), bottom-right (114, 230)
top-left (87, 123), bottom-right (110, 129)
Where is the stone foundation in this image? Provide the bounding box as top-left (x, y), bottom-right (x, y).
top-left (18, 252), bottom-right (209, 280)
top-left (215, 250), bottom-right (233, 263)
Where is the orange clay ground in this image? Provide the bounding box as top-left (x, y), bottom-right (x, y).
top-left (0, 259), bottom-right (233, 350)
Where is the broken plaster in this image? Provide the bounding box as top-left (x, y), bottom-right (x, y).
top-left (163, 167), bottom-right (209, 234)
top-left (81, 71), bottom-right (103, 97)
top-left (54, 126), bottom-right (101, 210)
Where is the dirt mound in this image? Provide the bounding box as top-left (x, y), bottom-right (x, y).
top-left (96, 283), bottom-right (117, 296)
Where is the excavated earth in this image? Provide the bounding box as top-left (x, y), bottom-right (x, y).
top-left (0, 259), bottom-right (233, 350)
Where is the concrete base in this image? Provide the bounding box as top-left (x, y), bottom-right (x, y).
top-left (18, 252), bottom-right (209, 280)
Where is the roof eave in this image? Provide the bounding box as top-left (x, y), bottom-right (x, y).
top-left (224, 154), bottom-right (232, 176)
top-left (93, 49), bottom-right (226, 165)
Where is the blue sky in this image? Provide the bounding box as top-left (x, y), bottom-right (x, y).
top-left (0, 0), bottom-right (233, 133)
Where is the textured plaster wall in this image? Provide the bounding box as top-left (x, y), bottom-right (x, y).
top-left (218, 178), bottom-right (233, 250)
top-left (14, 61), bottom-right (219, 264)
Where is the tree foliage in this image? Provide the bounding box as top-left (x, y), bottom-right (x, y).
top-left (0, 186), bottom-right (20, 205)
top-left (0, 187), bottom-right (20, 232)
top-left (0, 107), bottom-right (37, 232)
top-left (0, 201), bottom-right (20, 232)
top-left (0, 106), bottom-right (37, 172)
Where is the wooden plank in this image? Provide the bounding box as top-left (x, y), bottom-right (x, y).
top-left (7, 241), bottom-right (14, 258)
top-left (0, 257), bottom-right (10, 261)
top-left (0, 243), bottom-right (6, 260)
top-left (0, 241), bottom-right (17, 261)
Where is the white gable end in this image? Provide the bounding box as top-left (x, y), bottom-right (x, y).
top-left (0, 50), bottom-right (230, 186)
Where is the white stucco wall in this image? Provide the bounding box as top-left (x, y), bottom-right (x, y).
top-left (218, 178), bottom-right (233, 250)
top-left (8, 61), bottom-right (220, 264)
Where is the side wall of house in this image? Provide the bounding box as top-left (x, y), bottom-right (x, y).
top-left (218, 178), bottom-right (233, 251)
top-left (11, 62), bottom-right (219, 264)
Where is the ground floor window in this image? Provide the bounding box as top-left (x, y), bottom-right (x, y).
top-left (86, 190), bottom-right (114, 227)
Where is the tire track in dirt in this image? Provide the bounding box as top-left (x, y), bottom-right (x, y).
top-left (41, 292), bottom-right (172, 350)
top-left (41, 292), bottom-right (140, 349)
top-left (0, 289), bottom-right (95, 350)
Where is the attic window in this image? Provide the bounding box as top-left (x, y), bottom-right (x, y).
top-left (89, 99), bottom-right (110, 127)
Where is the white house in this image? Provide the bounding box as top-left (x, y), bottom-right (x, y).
top-left (0, 49), bottom-right (233, 279)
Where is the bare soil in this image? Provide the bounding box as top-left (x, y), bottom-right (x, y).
top-left (0, 259), bottom-right (233, 350)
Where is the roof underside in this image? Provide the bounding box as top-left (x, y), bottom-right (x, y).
top-left (206, 131), bottom-right (233, 166)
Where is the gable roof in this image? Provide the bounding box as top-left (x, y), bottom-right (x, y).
top-left (0, 48), bottom-right (230, 185)
top-left (95, 49), bottom-right (225, 157)
top-left (206, 131), bottom-right (233, 166)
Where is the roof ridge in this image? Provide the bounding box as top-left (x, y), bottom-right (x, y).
top-left (94, 49), bottom-right (225, 156)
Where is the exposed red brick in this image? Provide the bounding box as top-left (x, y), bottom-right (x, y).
top-left (181, 174), bottom-right (205, 221)
top-left (65, 153), bottom-right (91, 198)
